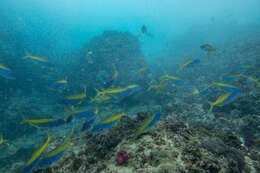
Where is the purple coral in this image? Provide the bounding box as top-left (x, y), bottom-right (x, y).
top-left (115, 150), bottom-right (128, 165)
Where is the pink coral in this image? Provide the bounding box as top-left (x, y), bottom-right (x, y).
top-left (115, 150), bottom-right (128, 165)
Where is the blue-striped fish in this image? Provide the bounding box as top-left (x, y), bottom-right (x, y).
top-left (135, 112), bottom-right (163, 137)
top-left (60, 87), bottom-right (86, 106)
top-left (92, 113), bottom-right (125, 132)
top-left (21, 134), bottom-right (51, 173)
top-left (51, 80), bottom-right (67, 90)
top-left (209, 90), bottom-right (242, 113)
top-left (200, 44), bottom-right (218, 58)
top-left (21, 118), bottom-right (66, 128)
top-left (0, 64), bottom-right (15, 79)
top-left (37, 131), bottom-right (72, 168)
top-left (23, 51), bottom-right (53, 67)
top-left (161, 74), bottom-right (185, 85)
top-left (179, 59), bottom-right (200, 71)
top-left (69, 106), bottom-right (98, 119)
top-left (213, 82), bottom-right (240, 92)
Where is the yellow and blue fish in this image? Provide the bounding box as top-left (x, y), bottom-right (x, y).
top-left (180, 59), bottom-right (200, 70)
top-left (104, 64), bottom-right (118, 89)
top-left (37, 131), bottom-right (72, 168)
top-left (213, 82), bottom-right (240, 92)
top-left (92, 112), bottom-right (125, 132)
top-left (0, 64), bottom-right (15, 79)
top-left (95, 87), bottom-right (129, 96)
top-left (21, 117), bottom-right (66, 128)
top-left (209, 90), bottom-right (242, 113)
top-left (113, 85), bottom-right (141, 97)
top-left (23, 51), bottom-right (53, 67)
top-left (21, 134), bottom-right (51, 173)
top-left (135, 112), bottom-right (163, 137)
top-left (51, 80), bottom-right (67, 90)
top-left (90, 95), bottom-right (112, 103)
top-left (0, 134), bottom-right (8, 151)
top-left (223, 74), bottom-right (243, 82)
top-left (147, 82), bottom-right (169, 92)
top-left (68, 106), bottom-right (98, 119)
top-left (161, 74), bottom-right (186, 85)
top-left (200, 44), bottom-right (218, 58)
top-left (60, 87), bottom-right (87, 106)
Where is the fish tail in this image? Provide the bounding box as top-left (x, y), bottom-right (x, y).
top-left (208, 103), bottom-right (214, 113)
top-left (94, 108), bottom-right (99, 115)
top-left (95, 88), bottom-right (103, 96)
top-left (20, 115), bottom-right (28, 124)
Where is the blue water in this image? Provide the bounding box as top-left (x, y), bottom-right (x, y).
top-left (0, 0), bottom-right (260, 172)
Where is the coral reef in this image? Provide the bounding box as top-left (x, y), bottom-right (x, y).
top-left (34, 113), bottom-right (260, 173)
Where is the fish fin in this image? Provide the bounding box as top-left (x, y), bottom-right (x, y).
top-left (94, 108), bottom-right (99, 115)
top-left (207, 52), bottom-right (211, 58)
top-left (23, 50), bottom-right (31, 58)
top-left (71, 105), bottom-right (75, 112)
top-left (28, 123), bottom-right (41, 128)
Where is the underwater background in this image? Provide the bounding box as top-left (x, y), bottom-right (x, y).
top-left (0, 0), bottom-right (260, 172)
